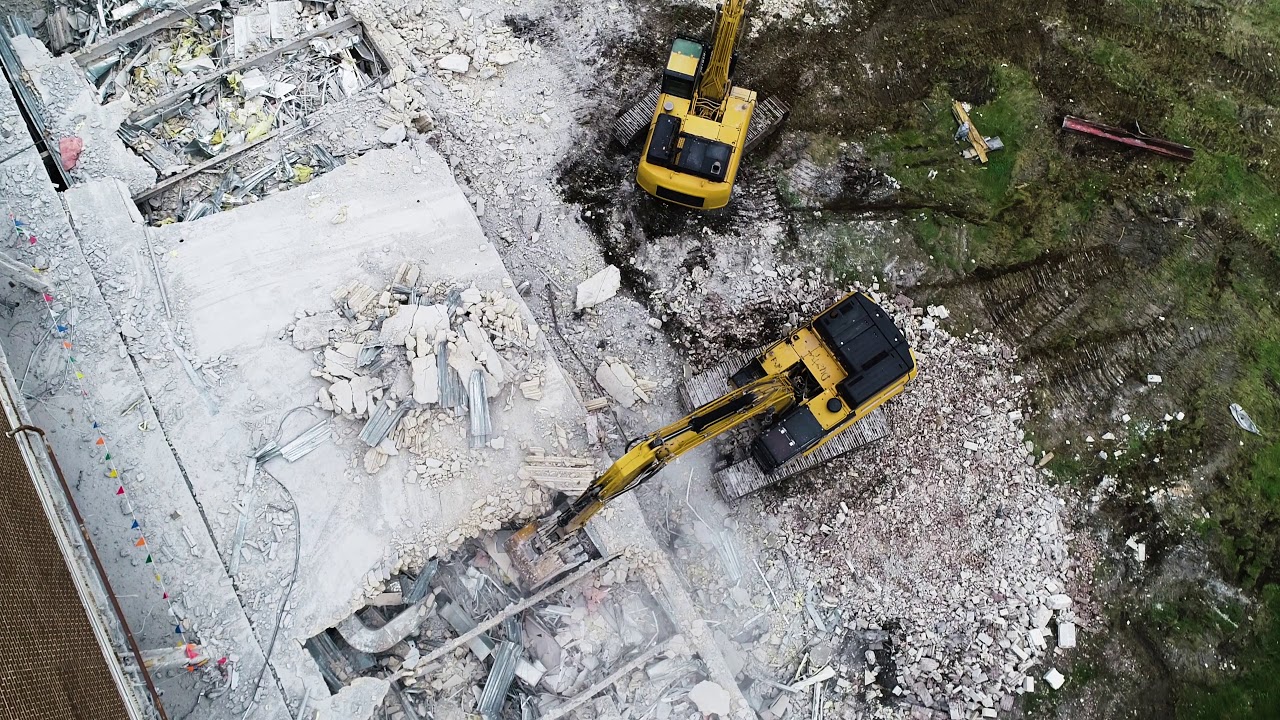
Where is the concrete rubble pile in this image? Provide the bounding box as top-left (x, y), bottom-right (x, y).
top-left (318, 534), bottom-right (716, 720)
top-left (637, 235), bottom-right (843, 368)
top-left (87, 2), bottom-right (343, 107)
top-left (346, 0), bottom-right (535, 80)
top-left (595, 356), bottom-right (658, 409)
top-left (769, 299), bottom-right (1082, 719)
top-left (293, 263), bottom-right (545, 479)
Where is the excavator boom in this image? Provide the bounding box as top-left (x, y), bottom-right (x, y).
top-left (506, 373), bottom-right (797, 586)
top-left (694, 0), bottom-right (746, 117)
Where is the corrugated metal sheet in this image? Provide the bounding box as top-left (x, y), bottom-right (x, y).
top-left (467, 370), bottom-right (491, 448)
top-left (280, 421), bottom-right (332, 461)
top-left (358, 401), bottom-right (406, 448)
top-left (477, 641), bottom-right (519, 719)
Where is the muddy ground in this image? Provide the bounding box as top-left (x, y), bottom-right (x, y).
top-left (555, 0), bottom-right (1280, 717)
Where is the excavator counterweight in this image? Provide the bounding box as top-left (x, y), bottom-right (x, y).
top-left (506, 293), bottom-right (917, 589)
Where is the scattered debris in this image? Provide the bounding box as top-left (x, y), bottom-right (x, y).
top-left (1231, 402), bottom-right (1261, 435)
top-left (952, 100), bottom-right (1004, 163)
top-left (688, 679), bottom-right (731, 716)
top-left (594, 357), bottom-right (657, 408)
top-left (574, 264), bottom-right (621, 311)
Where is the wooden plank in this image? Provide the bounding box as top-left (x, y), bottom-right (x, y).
top-left (127, 16), bottom-right (359, 124)
top-left (74, 0), bottom-right (220, 67)
top-left (132, 122), bottom-right (298, 204)
top-left (952, 101), bottom-right (989, 163)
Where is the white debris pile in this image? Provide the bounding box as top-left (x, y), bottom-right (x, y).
top-left (641, 252), bottom-right (840, 367)
top-left (332, 536), bottom-right (703, 719)
top-left (347, 0), bottom-right (538, 80)
top-left (773, 304), bottom-right (1082, 718)
top-left (595, 356), bottom-right (658, 409)
top-left (294, 263), bottom-right (544, 474)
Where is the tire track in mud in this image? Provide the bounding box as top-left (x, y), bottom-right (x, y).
top-left (923, 240), bottom-right (1221, 418)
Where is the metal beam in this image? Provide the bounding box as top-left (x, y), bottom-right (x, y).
top-left (416, 553), bottom-right (622, 669)
top-left (1062, 115), bottom-right (1195, 161)
top-left (131, 121), bottom-right (298, 204)
top-left (539, 639), bottom-right (675, 720)
top-left (74, 0), bottom-right (220, 67)
top-left (127, 16), bottom-right (358, 125)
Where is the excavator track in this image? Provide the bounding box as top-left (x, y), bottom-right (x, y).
top-left (679, 347), bottom-right (891, 500)
top-left (743, 96), bottom-right (789, 153)
top-left (611, 86), bottom-right (790, 151)
top-left (714, 411), bottom-right (889, 500)
top-left (612, 86), bottom-right (662, 148)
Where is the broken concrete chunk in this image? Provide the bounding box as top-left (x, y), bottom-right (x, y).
top-left (438, 53), bottom-right (470, 73)
top-left (317, 385), bottom-right (334, 412)
top-left (596, 361), bottom-right (637, 408)
top-left (411, 355), bottom-right (439, 404)
top-left (379, 303), bottom-right (449, 345)
top-left (575, 264), bottom-right (621, 311)
top-left (1043, 667), bottom-right (1065, 690)
top-left (688, 680), bottom-right (730, 717)
top-left (330, 380), bottom-right (355, 414)
top-left (380, 124), bottom-right (407, 145)
top-left (349, 376), bottom-right (379, 416)
top-left (1046, 593), bottom-right (1072, 611)
top-left (293, 311), bottom-right (348, 350)
top-left (1057, 621), bottom-right (1077, 649)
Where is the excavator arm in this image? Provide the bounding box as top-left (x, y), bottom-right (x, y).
top-left (506, 373), bottom-right (798, 586)
top-left (693, 0), bottom-right (747, 118)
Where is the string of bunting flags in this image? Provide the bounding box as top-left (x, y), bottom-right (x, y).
top-left (9, 213), bottom-right (217, 673)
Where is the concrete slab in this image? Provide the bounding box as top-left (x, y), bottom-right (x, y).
top-left (62, 145), bottom-right (593, 707)
top-left (0, 73), bottom-right (35, 163)
top-left (9, 33), bottom-right (155, 193)
top-left (0, 148), bottom-right (289, 719)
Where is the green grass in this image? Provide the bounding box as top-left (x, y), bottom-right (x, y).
top-left (856, 1), bottom-right (1280, 714)
top-left (872, 66), bottom-right (1062, 266)
top-left (1178, 584), bottom-right (1280, 719)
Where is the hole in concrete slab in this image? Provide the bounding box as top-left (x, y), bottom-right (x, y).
top-left (117, 17), bottom-right (390, 225)
top-left (304, 531), bottom-right (705, 719)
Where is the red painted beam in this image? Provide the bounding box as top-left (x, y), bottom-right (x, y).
top-left (1062, 116), bottom-right (1195, 162)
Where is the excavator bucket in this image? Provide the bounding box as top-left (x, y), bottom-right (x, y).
top-left (504, 517), bottom-right (596, 590)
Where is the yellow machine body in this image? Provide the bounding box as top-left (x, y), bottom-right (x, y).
top-left (636, 0), bottom-right (756, 210)
top-left (507, 292), bottom-right (917, 587)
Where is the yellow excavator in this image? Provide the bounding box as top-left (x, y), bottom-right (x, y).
top-left (634, 0), bottom-right (761, 210)
top-left (507, 292), bottom-right (917, 587)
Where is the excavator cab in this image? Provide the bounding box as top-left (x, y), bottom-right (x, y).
top-left (660, 38), bottom-right (703, 100)
top-left (750, 294), bottom-right (915, 471)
